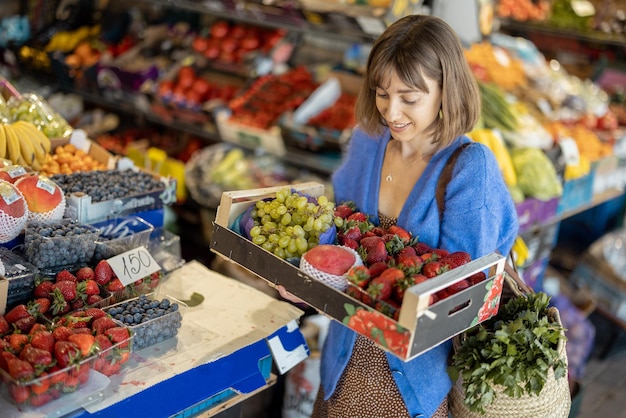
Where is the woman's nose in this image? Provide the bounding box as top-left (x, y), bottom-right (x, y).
top-left (383, 98), bottom-right (402, 122)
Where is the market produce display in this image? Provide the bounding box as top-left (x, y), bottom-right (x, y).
top-left (0, 121), bottom-right (51, 170)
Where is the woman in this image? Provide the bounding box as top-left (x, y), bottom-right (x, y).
top-left (311, 14), bottom-right (518, 418)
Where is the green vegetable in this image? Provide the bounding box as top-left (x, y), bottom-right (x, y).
top-left (448, 292), bottom-right (567, 414)
top-left (510, 147), bottom-right (563, 200)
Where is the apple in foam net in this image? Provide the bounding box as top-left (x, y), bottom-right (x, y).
top-left (14, 174), bottom-right (64, 214)
top-left (302, 244), bottom-right (357, 276)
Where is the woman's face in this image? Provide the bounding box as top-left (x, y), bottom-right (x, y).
top-left (375, 70), bottom-right (442, 145)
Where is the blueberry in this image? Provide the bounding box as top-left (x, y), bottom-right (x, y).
top-left (159, 299), bottom-right (170, 309)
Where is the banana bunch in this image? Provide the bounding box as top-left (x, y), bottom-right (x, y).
top-left (0, 121), bottom-right (51, 170)
top-left (468, 128), bottom-right (518, 187)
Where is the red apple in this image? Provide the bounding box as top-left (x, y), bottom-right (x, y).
top-left (14, 174), bottom-right (65, 215)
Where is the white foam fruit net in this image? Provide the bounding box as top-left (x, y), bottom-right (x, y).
top-left (299, 246), bottom-right (363, 291)
top-left (28, 194), bottom-right (66, 223)
top-left (0, 209), bottom-right (28, 243)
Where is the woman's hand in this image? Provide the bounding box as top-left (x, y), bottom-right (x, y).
top-left (276, 284), bottom-right (307, 305)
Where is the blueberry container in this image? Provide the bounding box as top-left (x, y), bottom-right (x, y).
top-left (103, 292), bottom-right (186, 351)
top-left (91, 216), bottom-right (154, 262)
top-left (23, 220), bottom-right (101, 272)
top-left (0, 246), bottom-right (39, 309)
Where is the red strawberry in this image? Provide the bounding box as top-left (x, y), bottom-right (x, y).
top-left (52, 325), bottom-right (73, 342)
top-left (100, 361), bottom-right (121, 377)
top-left (422, 261), bottom-right (448, 278)
top-left (345, 265), bottom-right (371, 289)
top-left (440, 251), bottom-right (472, 269)
top-left (28, 298), bottom-right (51, 315)
top-left (94, 260), bottom-right (114, 286)
top-left (7, 357), bottom-right (35, 380)
top-left (334, 202), bottom-right (356, 219)
top-left (68, 334), bottom-right (98, 357)
top-left (8, 333), bottom-right (30, 353)
top-left (28, 323), bottom-right (48, 336)
top-left (92, 316), bottom-right (117, 335)
top-left (412, 242), bottom-right (432, 255)
top-left (19, 345), bottom-right (53, 368)
top-left (468, 271), bottom-right (487, 285)
top-left (448, 279), bottom-right (471, 294)
top-left (94, 334), bottom-right (113, 352)
top-left (340, 237), bottom-right (359, 250)
top-left (396, 249), bottom-right (422, 269)
top-left (106, 278), bottom-right (125, 292)
top-left (347, 211), bottom-right (368, 223)
top-left (52, 281), bottom-right (77, 302)
top-left (378, 267), bottom-right (405, 283)
top-left (30, 330), bottom-right (55, 353)
top-left (87, 294), bottom-right (104, 305)
top-left (76, 266), bottom-right (95, 281)
top-left (0, 314), bottom-right (9, 336)
top-left (370, 226), bottom-right (387, 237)
top-left (54, 340), bottom-right (81, 368)
top-left (368, 261), bottom-right (388, 278)
top-left (4, 304), bottom-right (31, 324)
top-left (420, 252), bottom-right (437, 263)
top-left (387, 225), bottom-right (411, 242)
top-left (13, 315), bottom-right (36, 334)
top-left (79, 279), bottom-right (100, 296)
top-left (345, 286), bottom-right (363, 301)
top-left (359, 236), bottom-right (389, 265)
top-left (366, 275), bottom-right (396, 301)
top-left (33, 280), bottom-right (54, 299)
top-left (339, 224), bottom-right (362, 243)
top-left (30, 371), bottom-right (51, 395)
top-left (71, 299), bottom-right (85, 311)
top-left (8, 383), bottom-right (30, 404)
top-left (105, 326), bottom-right (131, 348)
top-left (83, 308), bottom-right (106, 321)
top-left (29, 390), bottom-right (53, 407)
top-left (55, 270), bottom-right (78, 283)
top-left (433, 248), bottom-right (450, 258)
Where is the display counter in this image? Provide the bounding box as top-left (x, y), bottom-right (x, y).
top-left (0, 261), bottom-right (307, 418)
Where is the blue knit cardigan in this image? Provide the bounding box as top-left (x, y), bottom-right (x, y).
top-left (322, 127), bottom-right (519, 417)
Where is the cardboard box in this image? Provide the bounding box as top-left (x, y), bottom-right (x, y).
top-left (50, 130), bottom-right (117, 170)
top-left (569, 234), bottom-right (626, 324)
top-left (210, 182), bottom-right (508, 360)
top-left (215, 109), bottom-right (286, 156)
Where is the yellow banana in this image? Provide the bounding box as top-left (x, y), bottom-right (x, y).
top-left (4, 124), bottom-right (21, 165)
top-left (487, 129), bottom-right (518, 187)
top-left (12, 121), bottom-right (48, 164)
top-left (15, 125), bottom-right (36, 167)
top-left (0, 123), bottom-right (6, 159)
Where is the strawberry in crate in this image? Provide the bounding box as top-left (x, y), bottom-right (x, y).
top-left (334, 201), bottom-right (486, 319)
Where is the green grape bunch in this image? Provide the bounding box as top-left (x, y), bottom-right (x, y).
top-left (247, 187), bottom-right (342, 260)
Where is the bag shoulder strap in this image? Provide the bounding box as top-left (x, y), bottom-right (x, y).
top-left (435, 142), bottom-right (471, 218)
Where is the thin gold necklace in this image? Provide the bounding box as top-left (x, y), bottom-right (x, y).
top-left (385, 142), bottom-right (434, 182)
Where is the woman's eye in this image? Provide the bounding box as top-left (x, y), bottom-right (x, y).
top-left (376, 92), bottom-right (388, 99)
top-left (402, 98), bottom-right (416, 105)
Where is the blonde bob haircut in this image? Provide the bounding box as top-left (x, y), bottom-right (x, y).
top-left (355, 14), bottom-right (480, 146)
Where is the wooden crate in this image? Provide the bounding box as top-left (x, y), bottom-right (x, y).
top-left (211, 183), bottom-right (507, 360)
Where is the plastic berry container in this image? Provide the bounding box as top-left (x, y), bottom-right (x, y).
top-left (103, 292), bottom-right (186, 351)
top-left (0, 246), bottom-right (39, 309)
top-left (91, 215), bottom-right (154, 262)
top-left (0, 351), bottom-right (103, 412)
top-left (23, 219), bottom-right (100, 272)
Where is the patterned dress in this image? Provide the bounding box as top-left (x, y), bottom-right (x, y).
top-left (309, 213), bottom-right (449, 418)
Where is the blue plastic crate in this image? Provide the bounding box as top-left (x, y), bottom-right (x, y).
top-left (557, 174), bottom-right (594, 215)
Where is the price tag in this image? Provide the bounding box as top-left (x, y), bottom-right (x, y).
top-left (559, 137), bottom-right (580, 166)
top-left (107, 246), bottom-right (161, 287)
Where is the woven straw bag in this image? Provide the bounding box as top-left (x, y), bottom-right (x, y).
top-left (449, 262), bottom-right (571, 417)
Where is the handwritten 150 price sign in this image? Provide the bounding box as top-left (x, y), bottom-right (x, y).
top-left (108, 246), bottom-right (161, 286)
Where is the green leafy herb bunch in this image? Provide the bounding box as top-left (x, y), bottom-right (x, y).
top-left (448, 292), bottom-right (568, 414)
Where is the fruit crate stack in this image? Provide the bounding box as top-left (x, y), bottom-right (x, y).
top-left (210, 182), bottom-right (507, 360)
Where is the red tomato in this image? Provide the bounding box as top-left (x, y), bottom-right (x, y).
top-left (192, 36), bottom-right (209, 53)
top-left (191, 77), bottom-right (212, 99)
top-left (210, 21), bottom-right (230, 38)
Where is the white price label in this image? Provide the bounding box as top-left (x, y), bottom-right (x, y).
top-left (107, 246), bottom-right (161, 287)
top-left (559, 137), bottom-right (580, 166)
